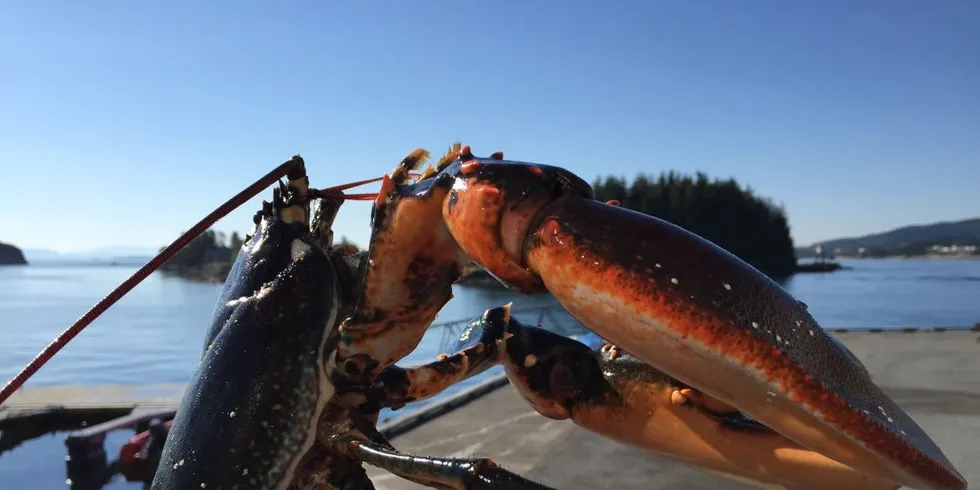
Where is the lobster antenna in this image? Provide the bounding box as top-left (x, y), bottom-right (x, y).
top-left (0, 156), bottom-right (312, 405)
top-left (318, 176), bottom-right (386, 193)
top-left (318, 173), bottom-right (421, 193)
top-left (312, 173), bottom-right (422, 201)
top-left (322, 193), bottom-right (378, 200)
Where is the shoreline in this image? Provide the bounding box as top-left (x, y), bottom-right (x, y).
top-left (158, 265), bottom-right (229, 284)
top-left (832, 254), bottom-right (980, 261)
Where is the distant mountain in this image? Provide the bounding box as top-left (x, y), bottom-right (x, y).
top-left (797, 217), bottom-right (980, 257)
top-left (21, 248), bottom-right (66, 261)
top-left (22, 246), bottom-right (156, 264)
top-left (80, 246), bottom-right (158, 258)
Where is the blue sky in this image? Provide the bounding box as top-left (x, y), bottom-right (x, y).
top-left (2, 2), bottom-right (977, 253)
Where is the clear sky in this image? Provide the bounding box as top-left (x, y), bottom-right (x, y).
top-left (2, 2), bottom-right (977, 254)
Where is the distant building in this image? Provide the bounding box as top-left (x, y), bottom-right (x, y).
top-left (928, 244), bottom-right (978, 256)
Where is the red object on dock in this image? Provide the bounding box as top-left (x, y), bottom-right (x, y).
top-left (118, 418), bottom-right (172, 481)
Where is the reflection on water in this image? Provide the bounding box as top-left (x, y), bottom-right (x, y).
top-left (2, 429), bottom-right (138, 490)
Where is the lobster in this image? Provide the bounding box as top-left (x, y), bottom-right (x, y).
top-left (0, 144), bottom-right (966, 490)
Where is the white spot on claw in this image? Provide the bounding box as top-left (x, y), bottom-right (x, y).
top-left (255, 284), bottom-right (274, 300)
top-left (670, 277), bottom-right (678, 285)
top-left (290, 239), bottom-right (312, 261)
top-left (723, 283), bottom-right (731, 290)
top-left (655, 263), bottom-right (662, 268)
top-left (809, 329), bottom-right (814, 336)
top-left (229, 411), bottom-right (236, 418)
top-left (751, 322), bottom-right (759, 329)
top-left (225, 296), bottom-right (250, 307)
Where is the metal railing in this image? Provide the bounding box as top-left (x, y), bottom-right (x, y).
top-left (425, 306), bottom-right (980, 358)
top-left (429, 305), bottom-right (590, 354)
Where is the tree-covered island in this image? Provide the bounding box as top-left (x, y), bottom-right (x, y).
top-left (0, 241), bottom-right (28, 265)
top-left (159, 230), bottom-right (360, 283)
top-left (590, 171), bottom-right (800, 279)
top-left (159, 230), bottom-right (240, 283)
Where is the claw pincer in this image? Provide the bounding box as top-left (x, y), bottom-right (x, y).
top-left (480, 310), bottom-right (900, 490)
top-left (438, 149), bottom-right (966, 490)
top-left (332, 147), bottom-right (470, 384)
top-left (375, 306), bottom-right (512, 409)
top-left (152, 162), bottom-right (345, 488)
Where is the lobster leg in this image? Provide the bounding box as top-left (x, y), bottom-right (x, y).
top-left (339, 413), bottom-right (555, 490)
top-left (347, 441), bottom-right (555, 490)
top-left (288, 443), bottom-right (379, 490)
top-left (371, 306), bottom-right (511, 410)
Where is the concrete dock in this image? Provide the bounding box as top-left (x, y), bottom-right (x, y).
top-left (0, 383), bottom-right (184, 454)
top-left (1, 383), bottom-right (184, 411)
top-left (1, 330), bottom-right (977, 489)
top-left (367, 330), bottom-right (980, 489)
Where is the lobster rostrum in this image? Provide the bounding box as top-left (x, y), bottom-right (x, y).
top-left (0, 145), bottom-right (965, 490)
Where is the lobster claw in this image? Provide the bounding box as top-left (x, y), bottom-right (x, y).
top-left (152, 173), bottom-right (346, 489)
top-left (439, 149), bottom-right (966, 490)
top-left (477, 310), bottom-right (903, 490)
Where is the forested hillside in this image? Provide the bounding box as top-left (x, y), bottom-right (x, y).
top-left (591, 171), bottom-right (797, 278)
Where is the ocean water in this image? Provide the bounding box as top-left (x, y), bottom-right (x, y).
top-left (1, 258), bottom-right (978, 489)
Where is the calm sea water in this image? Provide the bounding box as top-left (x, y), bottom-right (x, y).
top-left (1, 258), bottom-right (978, 489)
